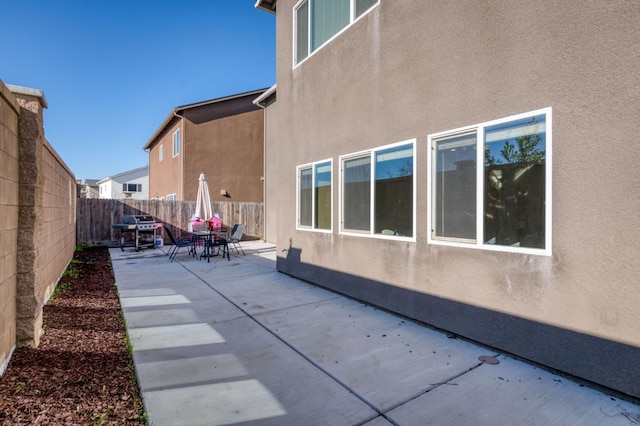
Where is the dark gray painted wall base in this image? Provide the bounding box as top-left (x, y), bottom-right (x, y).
top-left (278, 254), bottom-right (640, 400)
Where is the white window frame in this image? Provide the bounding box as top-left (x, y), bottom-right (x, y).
top-left (296, 159), bottom-right (333, 233)
top-left (122, 183), bottom-right (142, 193)
top-left (339, 139), bottom-right (416, 241)
top-left (166, 193), bottom-right (177, 201)
top-left (172, 129), bottom-right (180, 157)
top-left (427, 107), bottom-right (552, 256)
top-left (293, 0), bottom-right (380, 67)
top-left (159, 143), bottom-right (164, 161)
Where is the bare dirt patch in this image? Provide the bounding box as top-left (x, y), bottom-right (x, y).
top-left (0, 247), bottom-right (145, 425)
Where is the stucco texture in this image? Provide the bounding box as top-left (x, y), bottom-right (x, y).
top-left (266, 0), bottom-right (640, 397)
top-left (183, 109), bottom-right (264, 203)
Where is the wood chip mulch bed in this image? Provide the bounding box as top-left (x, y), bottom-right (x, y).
top-left (0, 247), bottom-right (146, 425)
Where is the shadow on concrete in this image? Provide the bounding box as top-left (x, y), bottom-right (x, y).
top-left (278, 240), bottom-right (640, 400)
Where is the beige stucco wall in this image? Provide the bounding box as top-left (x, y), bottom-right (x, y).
top-left (0, 82), bottom-right (20, 373)
top-left (263, 101), bottom-right (280, 243)
top-left (266, 0), bottom-right (640, 396)
top-left (183, 109), bottom-right (264, 203)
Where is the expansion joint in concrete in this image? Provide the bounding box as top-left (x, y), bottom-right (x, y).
top-left (382, 355), bottom-right (500, 414)
top-left (179, 261), bottom-right (401, 426)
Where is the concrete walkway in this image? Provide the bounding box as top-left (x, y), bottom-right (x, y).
top-left (110, 241), bottom-right (640, 426)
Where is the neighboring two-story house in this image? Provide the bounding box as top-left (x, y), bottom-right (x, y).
top-left (255, 1), bottom-right (640, 399)
top-left (143, 89), bottom-right (267, 202)
top-left (98, 166), bottom-right (149, 199)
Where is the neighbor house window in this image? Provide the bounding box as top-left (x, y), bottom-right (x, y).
top-left (166, 193), bottom-right (176, 201)
top-left (341, 140), bottom-right (415, 238)
top-left (294, 0), bottom-right (379, 65)
top-left (297, 160), bottom-right (332, 231)
top-left (173, 129), bottom-right (180, 157)
top-left (122, 183), bottom-right (142, 193)
top-left (159, 143), bottom-right (164, 161)
top-left (429, 108), bottom-right (551, 255)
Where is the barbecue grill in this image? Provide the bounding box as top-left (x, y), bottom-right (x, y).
top-left (112, 215), bottom-right (163, 251)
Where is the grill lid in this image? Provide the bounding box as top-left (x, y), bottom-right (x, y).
top-left (122, 214), bottom-right (155, 224)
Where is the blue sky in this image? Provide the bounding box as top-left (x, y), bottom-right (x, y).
top-left (1, 1), bottom-right (275, 181)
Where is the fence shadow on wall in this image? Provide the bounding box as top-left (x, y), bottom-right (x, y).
top-left (76, 198), bottom-right (263, 245)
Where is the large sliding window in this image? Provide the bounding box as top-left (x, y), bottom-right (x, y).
top-left (294, 0), bottom-right (379, 65)
top-left (341, 141), bottom-right (415, 238)
top-left (297, 160), bottom-right (332, 231)
top-left (429, 108), bottom-right (551, 255)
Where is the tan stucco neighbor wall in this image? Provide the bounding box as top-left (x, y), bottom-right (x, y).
top-left (0, 81), bottom-right (20, 374)
top-left (265, 1), bottom-right (640, 398)
top-left (147, 91), bottom-right (266, 206)
top-left (183, 109), bottom-right (264, 203)
top-left (149, 121), bottom-right (182, 200)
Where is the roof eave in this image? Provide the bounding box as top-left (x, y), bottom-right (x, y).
top-left (255, 0), bottom-right (276, 14)
top-left (142, 110), bottom-right (181, 151)
top-left (253, 84), bottom-right (277, 108)
top-left (143, 88), bottom-right (269, 151)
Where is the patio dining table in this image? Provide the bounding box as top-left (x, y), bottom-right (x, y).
top-left (190, 228), bottom-right (229, 262)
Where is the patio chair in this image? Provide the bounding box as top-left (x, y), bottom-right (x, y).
top-left (165, 226), bottom-right (194, 262)
top-left (228, 224), bottom-right (246, 256)
top-left (205, 235), bottom-right (230, 261)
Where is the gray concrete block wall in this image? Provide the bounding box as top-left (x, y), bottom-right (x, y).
top-left (39, 140), bottom-right (76, 307)
top-left (0, 81), bottom-right (20, 374)
top-left (15, 90), bottom-right (47, 346)
top-left (0, 80), bottom-right (76, 374)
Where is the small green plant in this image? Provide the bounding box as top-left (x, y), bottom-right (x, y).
top-left (50, 281), bottom-right (72, 300)
top-left (16, 381), bottom-right (26, 392)
top-left (133, 399), bottom-right (148, 422)
top-left (75, 244), bottom-right (90, 252)
top-left (62, 265), bottom-right (79, 279)
top-left (101, 384), bottom-right (107, 394)
top-left (120, 310), bottom-right (133, 354)
top-left (90, 412), bottom-right (107, 425)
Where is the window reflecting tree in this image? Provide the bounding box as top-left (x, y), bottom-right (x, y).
top-left (484, 115), bottom-right (546, 248)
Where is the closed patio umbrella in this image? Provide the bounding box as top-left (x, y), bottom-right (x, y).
top-left (195, 173), bottom-right (213, 220)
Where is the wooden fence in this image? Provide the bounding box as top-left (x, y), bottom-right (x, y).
top-left (77, 198), bottom-right (263, 246)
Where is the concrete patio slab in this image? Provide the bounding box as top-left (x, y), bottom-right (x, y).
top-left (115, 254), bottom-right (248, 328)
top-left (363, 416), bottom-right (396, 426)
top-left (256, 297), bottom-right (490, 412)
top-left (386, 354), bottom-right (638, 426)
top-left (130, 314), bottom-right (378, 426)
top-left (203, 269), bottom-right (341, 316)
top-left (109, 241), bottom-right (640, 426)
